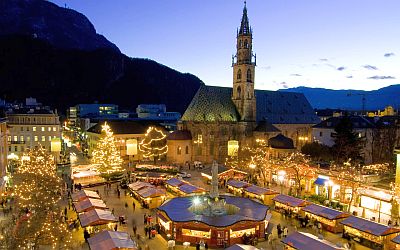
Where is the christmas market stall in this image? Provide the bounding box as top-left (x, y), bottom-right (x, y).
top-left (226, 180), bottom-right (250, 196)
top-left (128, 181), bottom-right (153, 193)
top-left (225, 244), bottom-right (260, 250)
top-left (71, 190), bottom-right (101, 202)
top-left (200, 165), bottom-right (247, 184)
top-left (165, 177), bottom-right (186, 193)
top-left (391, 234), bottom-right (400, 249)
top-left (87, 230), bottom-right (137, 250)
top-left (177, 183), bottom-right (206, 196)
top-left (272, 194), bottom-right (310, 215)
top-left (135, 187), bottom-right (167, 209)
top-left (74, 197), bottom-right (108, 213)
top-left (341, 216), bottom-right (400, 250)
top-left (156, 195), bottom-right (270, 247)
top-left (71, 164), bottom-right (104, 186)
top-left (243, 185), bottom-right (279, 206)
top-left (282, 231), bottom-right (343, 250)
top-left (302, 204), bottom-right (350, 233)
top-left (78, 209), bottom-right (118, 234)
top-left (133, 172), bottom-right (171, 185)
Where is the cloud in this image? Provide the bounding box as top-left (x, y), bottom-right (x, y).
top-left (363, 65), bottom-right (378, 70)
top-left (279, 82), bottom-right (289, 88)
top-left (384, 52), bottom-right (395, 57)
top-left (367, 75), bottom-right (396, 80)
top-left (346, 75), bottom-right (353, 78)
top-left (337, 66), bottom-right (346, 71)
top-left (290, 73), bottom-right (302, 77)
top-left (319, 58), bottom-right (328, 62)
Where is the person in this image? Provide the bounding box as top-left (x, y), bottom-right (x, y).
top-left (283, 227), bottom-right (288, 238)
top-left (133, 224), bottom-right (137, 235)
top-left (277, 224), bottom-right (282, 238)
top-left (204, 242), bottom-right (208, 249)
top-left (196, 241), bottom-right (200, 250)
top-left (132, 201), bottom-right (136, 210)
top-left (114, 224), bottom-right (118, 231)
top-left (144, 214), bottom-right (147, 225)
top-left (83, 229), bottom-right (90, 242)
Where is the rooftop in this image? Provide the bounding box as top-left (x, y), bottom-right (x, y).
top-left (272, 194), bottom-right (309, 207)
top-left (302, 204), bottom-right (350, 220)
top-left (87, 230), bottom-right (136, 250)
top-left (341, 216), bottom-right (400, 236)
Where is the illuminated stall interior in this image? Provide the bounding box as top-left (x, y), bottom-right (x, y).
top-left (341, 216), bottom-right (400, 250)
top-left (200, 165), bottom-right (247, 183)
top-left (226, 179), bottom-right (250, 195)
top-left (78, 209), bottom-right (118, 234)
top-left (302, 204), bottom-right (350, 233)
top-left (358, 188), bottom-right (392, 224)
top-left (243, 185), bottom-right (279, 206)
top-left (135, 186), bottom-right (166, 209)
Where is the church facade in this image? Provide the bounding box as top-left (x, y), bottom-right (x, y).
top-left (171, 3), bottom-right (320, 164)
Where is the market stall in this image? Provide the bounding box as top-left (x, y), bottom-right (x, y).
top-left (74, 197), bottom-right (108, 213)
top-left (78, 209), bottom-right (117, 233)
top-left (282, 231), bottom-right (343, 250)
top-left (135, 187), bottom-right (167, 209)
top-left (272, 194), bottom-right (310, 214)
top-left (71, 164), bottom-right (104, 186)
top-left (302, 204), bottom-right (350, 233)
top-left (177, 184), bottom-right (206, 196)
top-left (243, 185), bottom-right (279, 206)
top-left (71, 190), bottom-right (101, 202)
top-left (227, 180), bottom-right (250, 195)
top-left (128, 181), bottom-right (153, 192)
top-left (225, 244), bottom-right (260, 250)
top-left (133, 172), bottom-right (171, 185)
top-left (87, 230), bottom-right (136, 250)
top-left (165, 177), bottom-right (186, 193)
top-left (392, 234), bottom-right (400, 249)
top-left (200, 166), bottom-right (247, 183)
top-left (341, 216), bottom-right (400, 250)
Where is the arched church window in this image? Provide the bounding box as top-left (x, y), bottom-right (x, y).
top-left (247, 69), bottom-right (252, 82)
top-left (237, 69), bottom-right (241, 80)
top-left (237, 86), bottom-right (241, 99)
top-left (244, 39), bottom-right (248, 48)
top-left (239, 40), bottom-right (242, 48)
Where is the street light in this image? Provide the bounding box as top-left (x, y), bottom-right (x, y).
top-left (325, 180), bottom-right (334, 201)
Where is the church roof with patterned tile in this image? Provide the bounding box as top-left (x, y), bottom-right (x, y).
top-left (181, 85), bottom-right (320, 124)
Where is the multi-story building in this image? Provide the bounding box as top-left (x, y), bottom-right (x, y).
top-left (6, 107), bottom-right (61, 156)
top-left (0, 111), bottom-right (7, 178)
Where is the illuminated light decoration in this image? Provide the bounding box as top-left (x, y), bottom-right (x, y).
top-left (8, 145), bottom-right (72, 248)
top-left (228, 140), bottom-right (239, 156)
top-left (126, 139), bottom-right (138, 156)
top-left (91, 122), bottom-right (123, 173)
top-left (139, 126), bottom-right (168, 161)
top-left (50, 138), bottom-right (62, 152)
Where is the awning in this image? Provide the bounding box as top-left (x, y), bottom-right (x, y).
top-left (314, 177), bottom-right (328, 186)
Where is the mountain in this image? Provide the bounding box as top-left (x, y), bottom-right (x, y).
top-left (281, 85), bottom-right (400, 110)
top-left (0, 0), bottom-right (119, 51)
top-left (0, 0), bottom-right (203, 114)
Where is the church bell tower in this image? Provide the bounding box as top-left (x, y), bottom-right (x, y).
top-left (232, 1), bottom-right (256, 122)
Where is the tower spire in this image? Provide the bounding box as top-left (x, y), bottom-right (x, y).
top-left (239, 1), bottom-right (251, 35)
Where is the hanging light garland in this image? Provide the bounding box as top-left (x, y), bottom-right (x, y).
top-left (139, 126), bottom-right (168, 159)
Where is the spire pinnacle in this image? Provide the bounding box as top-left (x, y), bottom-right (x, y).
top-left (239, 1), bottom-right (251, 35)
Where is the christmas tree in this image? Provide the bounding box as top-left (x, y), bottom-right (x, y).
top-left (139, 126), bottom-right (168, 164)
top-left (10, 146), bottom-right (73, 249)
top-left (91, 122), bottom-right (123, 173)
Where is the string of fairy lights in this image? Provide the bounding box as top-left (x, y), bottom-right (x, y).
top-left (139, 126), bottom-right (168, 159)
top-left (11, 145), bottom-right (72, 249)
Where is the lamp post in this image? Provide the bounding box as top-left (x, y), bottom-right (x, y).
top-left (249, 160), bottom-right (256, 184)
top-left (325, 180), bottom-right (334, 202)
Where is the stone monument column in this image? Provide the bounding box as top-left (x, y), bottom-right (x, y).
top-left (210, 160), bottom-right (219, 199)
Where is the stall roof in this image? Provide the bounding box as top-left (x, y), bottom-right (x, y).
top-left (392, 234), bottom-right (400, 244)
top-left (341, 216), bottom-right (400, 236)
top-left (78, 209), bottom-right (117, 227)
top-left (303, 204), bottom-right (350, 220)
top-left (282, 232), bottom-right (340, 250)
top-left (136, 187), bottom-right (166, 198)
top-left (225, 244), bottom-right (260, 250)
top-left (227, 179), bottom-right (250, 189)
top-left (128, 181), bottom-right (153, 191)
top-left (272, 194), bottom-right (309, 207)
top-left (314, 177), bottom-right (328, 186)
top-left (71, 190), bottom-right (101, 202)
top-left (166, 178), bottom-right (186, 187)
top-left (87, 230), bottom-right (136, 250)
top-left (157, 195), bottom-right (269, 227)
top-left (244, 185), bottom-right (279, 196)
top-left (74, 198), bottom-right (108, 213)
top-left (178, 184), bottom-right (205, 194)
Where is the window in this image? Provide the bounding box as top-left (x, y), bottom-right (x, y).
top-left (20, 136), bottom-right (24, 142)
top-left (41, 136), bottom-right (45, 142)
top-left (27, 136), bottom-right (30, 142)
top-left (177, 146), bottom-right (182, 155)
top-left (41, 127), bottom-right (45, 132)
top-left (33, 127), bottom-right (37, 132)
top-left (247, 69), bottom-right (252, 82)
top-left (319, 131), bottom-right (323, 137)
top-left (237, 86), bottom-right (241, 99)
top-left (48, 136), bottom-right (52, 141)
top-left (13, 136), bottom-right (17, 142)
top-left (14, 146), bottom-right (18, 152)
top-left (7, 136), bottom-right (11, 142)
top-left (237, 69), bottom-right (242, 80)
top-left (197, 134), bottom-right (202, 144)
top-left (48, 127), bottom-right (51, 132)
top-left (185, 146), bottom-right (189, 154)
top-left (53, 127), bottom-right (57, 132)
top-left (8, 146), bottom-right (11, 152)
